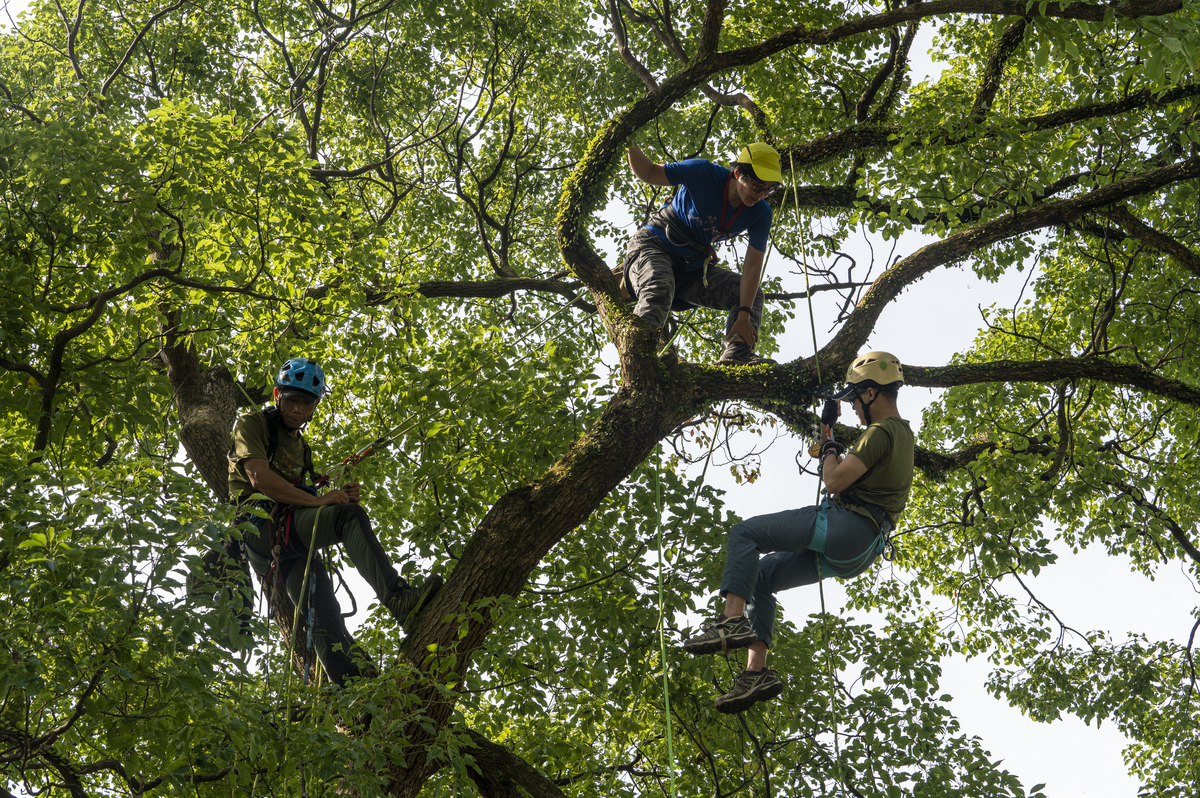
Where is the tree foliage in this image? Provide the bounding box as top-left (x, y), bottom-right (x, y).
top-left (2, 0), bottom-right (1199, 795)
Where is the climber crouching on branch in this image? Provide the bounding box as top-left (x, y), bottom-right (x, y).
top-left (229, 357), bottom-right (442, 683)
top-left (622, 139), bottom-right (782, 365)
top-left (683, 352), bottom-right (914, 712)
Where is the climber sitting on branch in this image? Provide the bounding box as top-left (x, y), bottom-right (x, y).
top-left (622, 139), bottom-right (782, 365)
top-left (228, 357), bottom-right (442, 682)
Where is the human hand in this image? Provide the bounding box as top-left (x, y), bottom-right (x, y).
top-left (343, 482), bottom-right (361, 503)
top-left (820, 399), bottom-right (840, 428)
top-left (728, 314), bottom-right (758, 350)
top-left (819, 439), bottom-right (845, 460)
top-left (320, 490), bottom-right (351, 506)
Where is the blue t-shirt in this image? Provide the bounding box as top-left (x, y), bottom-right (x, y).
top-left (646, 159), bottom-right (773, 271)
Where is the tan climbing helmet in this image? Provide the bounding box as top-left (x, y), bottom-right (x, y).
top-left (832, 351), bottom-right (904, 400)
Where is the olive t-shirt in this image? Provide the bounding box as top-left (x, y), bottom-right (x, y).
top-left (836, 416), bottom-right (914, 526)
top-left (227, 410), bottom-right (308, 500)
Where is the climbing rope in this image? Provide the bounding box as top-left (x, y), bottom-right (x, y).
top-left (653, 442), bottom-right (678, 798)
top-left (791, 152), bottom-right (844, 788)
top-left (650, 403), bottom-right (729, 793)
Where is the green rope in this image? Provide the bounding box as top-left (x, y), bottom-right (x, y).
top-left (654, 442), bottom-right (678, 798)
top-left (650, 404), bottom-right (727, 794)
top-left (791, 151), bottom-right (843, 786)
top-left (790, 153), bottom-right (822, 386)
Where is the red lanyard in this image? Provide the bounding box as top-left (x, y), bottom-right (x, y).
top-left (714, 173), bottom-right (744, 243)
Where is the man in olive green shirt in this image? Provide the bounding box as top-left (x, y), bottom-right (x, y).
top-left (682, 352), bottom-right (914, 713)
top-left (228, 357), bottom-right (441, 683)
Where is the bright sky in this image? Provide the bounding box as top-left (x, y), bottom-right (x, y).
top-left (1, 0), bottom-right (29, 29)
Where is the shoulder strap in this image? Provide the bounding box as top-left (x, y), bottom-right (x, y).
top-left (262, 406), bottom-right (284, 465)
top-left (260, 406), bottom-right (318, 484)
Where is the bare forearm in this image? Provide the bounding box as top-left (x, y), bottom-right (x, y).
top-left (739, 248), bottom-right (765, 308)
top-left (628, 141), bottom-right (669, 186)
top-left (247, 466), bottom-right (323, 506)
top-left (821, 452), bottom-right (866, 494)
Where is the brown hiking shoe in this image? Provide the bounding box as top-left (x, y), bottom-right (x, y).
top-left (714, 668), bottom-right (784, 713)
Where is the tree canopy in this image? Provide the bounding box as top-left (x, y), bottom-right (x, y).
top-left (2, 0), bottom-right (1199, 795)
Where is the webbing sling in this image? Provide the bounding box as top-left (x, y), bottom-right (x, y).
top-left (810, 498), bottom-right (887, 579)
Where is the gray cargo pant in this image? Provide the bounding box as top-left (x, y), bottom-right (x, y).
top-left (623, 227), bottom-right (764, 337)
top-left (718, 503), bottom-right (881, 648)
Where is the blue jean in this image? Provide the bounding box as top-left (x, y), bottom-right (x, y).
top-left (718, 503), bottom-right (880, 648)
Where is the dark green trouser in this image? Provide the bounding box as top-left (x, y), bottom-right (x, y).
top-left (246, 502), bottom-right (401, 683)
top-left (285, 503), bottom-right (401, 604)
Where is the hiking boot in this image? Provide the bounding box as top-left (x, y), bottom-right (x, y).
top-left (714, 667), bottom-right (784, 713)
top-left (385, 574), bottom-right (443, 633)
top-left (718, 341), bottom-right (776, 365)
top-left (682, 614), bottom-right (758, 656)
top-left (613, 265), bottom-right (634, 302)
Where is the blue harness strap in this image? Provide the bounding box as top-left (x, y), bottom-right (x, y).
top-left (811, 498), bottom-right (886, 579)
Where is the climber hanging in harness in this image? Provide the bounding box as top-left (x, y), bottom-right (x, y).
top-left (682, 351), bottom-right (914, 713)
top-left (227, 357), bottom-right (442, 683)
top-left (621, 140), bottom-right (782, 365)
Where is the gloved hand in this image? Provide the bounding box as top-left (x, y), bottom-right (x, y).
top-left (820, 399), bottom-right (839, 428)
top-left (820, 439), bottom-right (845, 460)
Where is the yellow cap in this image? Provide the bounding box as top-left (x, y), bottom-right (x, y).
top-left (734, 143), bottom-right (783, 184)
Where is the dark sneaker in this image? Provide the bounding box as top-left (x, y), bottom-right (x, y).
top-left (718, 342), bottom-right (777, 365)
top-left (682, 615), bottom-right (758, 655)
top-left (714, 668), bottom-right (784, 714)
top-left (385, 574), bottom-right (443, 633)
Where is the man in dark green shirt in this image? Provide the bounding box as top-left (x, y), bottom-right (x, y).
top-left (682, 352), bottom-right (914, 713)
top-left (229, 357), bottom-right (441, 683)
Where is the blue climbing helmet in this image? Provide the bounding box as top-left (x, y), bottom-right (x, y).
top-left (275, 357), bottom-right (327, 402)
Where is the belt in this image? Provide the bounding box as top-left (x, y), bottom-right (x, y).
top-left (837, 488), bottom-right (894, 535)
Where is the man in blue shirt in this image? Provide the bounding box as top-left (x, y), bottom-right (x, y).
top-left (623, 141), bottom-right (782, 364)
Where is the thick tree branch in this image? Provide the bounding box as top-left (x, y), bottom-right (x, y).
top-left (970, 18), bottom-right (1029, 124)
top-left (904, 359), bottom-right (1200, 407)
top-left (0, 358), bottom-right (45, 386)
top-left (609, 0), bottom-right (659, 92)
top-left (780, 83), bottom-right (1200, 170)
top-left (1108, 480), bottom-right (1200, 564)
top-left (737, 0), bottom-right (1181, 58)
top-left (1099, 205), bottom-right (1200, 278)
top-left (856, 26), bottom-right (903, 123)
top-left (464, 730), bottom-right (569, 798)
top-left (414, 278), bottom-right (596, 312)
top-left (697, 0), bottom-right (726, 59)
top-left (823, 156), bottom-right (1200, 362)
